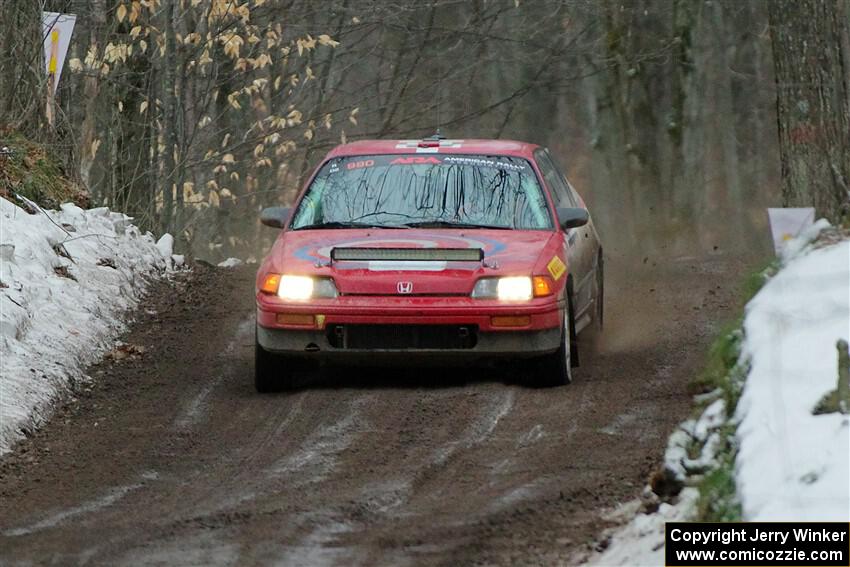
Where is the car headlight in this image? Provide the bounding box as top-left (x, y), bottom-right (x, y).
top-left (278, 275), bottom-right (314, 300)
top-left (261, 274), bottom-right (338, 300)
top-left (472, 276), bottom-right (533, 301)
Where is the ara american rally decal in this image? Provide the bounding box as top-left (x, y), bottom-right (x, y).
top-left (323, 154), bottom-right (529, 173)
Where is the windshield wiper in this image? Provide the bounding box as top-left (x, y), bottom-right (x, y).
top-left (403, 220), bottom-right (512, 230)
top-left (293, 221), bottom-right (409, 230)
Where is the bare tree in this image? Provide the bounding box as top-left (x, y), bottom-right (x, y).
top-left (769, 0), bottom-right (850, 220)
top-left (1, 0), bottom-right (785, 259)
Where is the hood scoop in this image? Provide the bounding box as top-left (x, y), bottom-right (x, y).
top-left (330, 247), bottom-right (483, 262)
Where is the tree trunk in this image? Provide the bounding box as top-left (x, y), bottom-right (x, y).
top-left (160, 0), bottom-right (179, 237)
top-left (0, 2), bottom-right (46, 135)
top-left (665, 0), bottom-right (695, 216)
top-left (713, 1), bottom-right (742, 220)
top-left (78, 0), bottom-right (106, 194)
top-left (768, 0), bottom-right (850, 220)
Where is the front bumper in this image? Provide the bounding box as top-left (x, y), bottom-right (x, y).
top-left (256, 294), bottom-right (563, 361)
top-left (257, 324), bottom-right (561, 362)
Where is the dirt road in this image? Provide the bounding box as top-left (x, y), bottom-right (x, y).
top-left (0, 252), bottom-right (748, 566)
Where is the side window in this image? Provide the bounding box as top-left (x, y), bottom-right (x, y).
top-left (534, 149), bottom-right (573, 208)
top-left (565, 180), bottom-right (584, 208)
top-left (544, 150), bottom-right (580, 207)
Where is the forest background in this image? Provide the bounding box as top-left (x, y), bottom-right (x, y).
top-left (1, 0), bottom-right (848, 262)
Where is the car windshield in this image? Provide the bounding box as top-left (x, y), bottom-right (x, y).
top-left (290, 154), bottom-right (553, 230)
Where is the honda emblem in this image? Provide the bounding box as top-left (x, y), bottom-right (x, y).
top-left (397, 281), bottom-right (413, 294)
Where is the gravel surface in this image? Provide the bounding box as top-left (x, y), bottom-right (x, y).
top-left (0, 252), bottom-right (749, 566)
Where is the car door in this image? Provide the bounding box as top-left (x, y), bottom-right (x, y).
top-left (534, 149), bottom-right (595, 320)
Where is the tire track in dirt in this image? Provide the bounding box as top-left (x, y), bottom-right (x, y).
top-left (0, 253), bottom-right (754, 565)
top-left (172, 317), bottom-right (255, 432)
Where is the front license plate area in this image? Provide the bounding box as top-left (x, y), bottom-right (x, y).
top-left (327, 324), bottom-right (478, 350)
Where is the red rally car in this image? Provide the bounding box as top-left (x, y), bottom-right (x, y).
top-left (255, 136), bottom-right (603, 391)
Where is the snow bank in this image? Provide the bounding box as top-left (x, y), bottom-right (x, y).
top-left (583, 395), bottom-right (728, 567)
top-left (0, 197), bottom-right (169, 454)
top-left (582, 224), bottom-right (849, 565)
top-left (736, 237), bottom-right (850, 520)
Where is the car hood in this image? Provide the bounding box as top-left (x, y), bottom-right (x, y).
top-left (266, 228), bottom-right (559, 296)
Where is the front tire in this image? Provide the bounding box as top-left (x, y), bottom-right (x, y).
top-left (254, 339), bottom-right (279, 393)
top-left (255, 329), bottom-right (301, 392)
top-left (531, 302), bottom-right (574, 387)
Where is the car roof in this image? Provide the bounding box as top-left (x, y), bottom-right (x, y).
top-left (325, 138), bottom-right (541, 160)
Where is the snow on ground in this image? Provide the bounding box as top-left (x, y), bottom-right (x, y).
top-left (583, 400), bottom-right (727, 567)
top-left (0, 197), bottom-right (172, 454)
top-left (582, 223), bottom-right (849, 565)
top-left (586, 489), bottom-right (699, 567)
top-left (217, 257), bottom-right (244, 268)
top-left (736, 233), bottom-right (850, 520)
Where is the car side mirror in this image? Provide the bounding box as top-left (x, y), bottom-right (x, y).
top-left (556, 207), bottom-right (589, 230)
top-left (260, 206), bottom-right (292, 228)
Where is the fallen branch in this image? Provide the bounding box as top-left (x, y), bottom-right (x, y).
top-left (813, 339), bottom-right (850, 415)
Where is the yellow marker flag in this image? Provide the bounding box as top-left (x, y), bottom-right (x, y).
top-left (48, 30), bottom-right (59, 74)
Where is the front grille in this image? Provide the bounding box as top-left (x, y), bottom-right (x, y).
top-left (326, 324), bottom-right (478, 350)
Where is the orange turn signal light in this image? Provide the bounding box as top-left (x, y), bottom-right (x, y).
top-left (276, 313), bottom-right (315, 326)
top-left (532, 276), bottom-right (553, 297)
top-left (261, 273), bottom-right (281, 294)
top-left (491, 315), bottom-right (531, 327)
